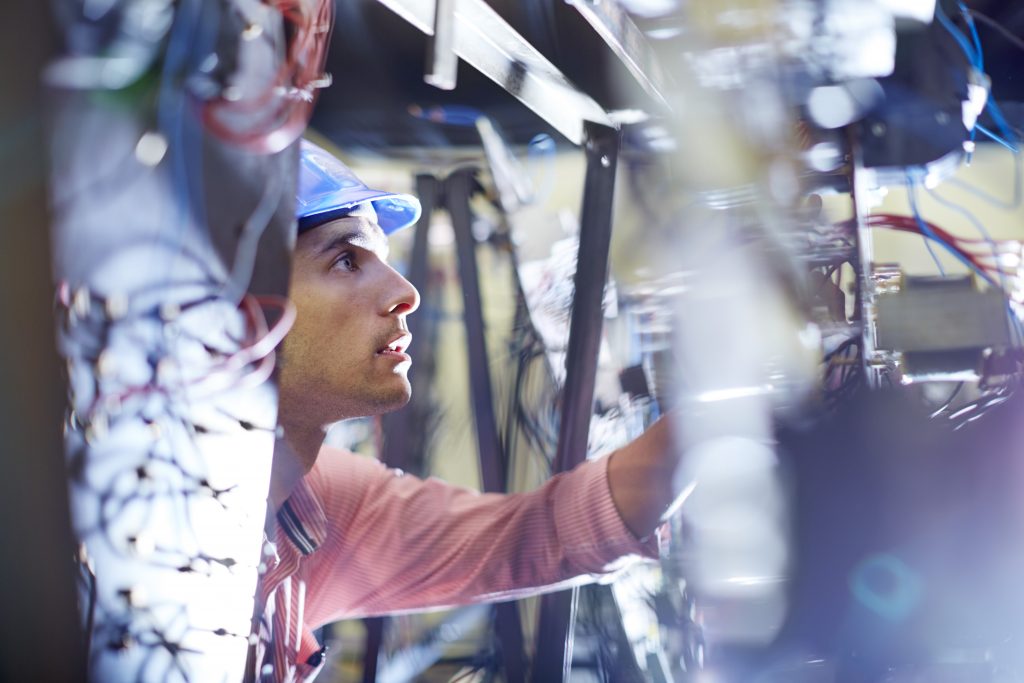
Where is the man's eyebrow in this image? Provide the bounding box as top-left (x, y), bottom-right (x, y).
top-left (314, 227), bottom-right (389, 260)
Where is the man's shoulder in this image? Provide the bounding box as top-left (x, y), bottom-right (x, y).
top-left (303, 446), bottom-right (392, 525)
top-left (310, 445), bottom-right (391, 489)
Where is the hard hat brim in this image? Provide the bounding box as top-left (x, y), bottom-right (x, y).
top-left (298, 191), bottom-right (422, 235)
top-left (297, 139), bottom-right (422, 235)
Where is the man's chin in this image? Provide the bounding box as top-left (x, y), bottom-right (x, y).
top-left (369, 383), bottom-right (412, 416)
top-left (387, 389), bottom-right (412, 413)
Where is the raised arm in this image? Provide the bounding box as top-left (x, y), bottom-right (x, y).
top-left (302, 446), bottom-right (658, 627)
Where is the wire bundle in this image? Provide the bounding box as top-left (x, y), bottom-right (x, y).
top-left (201, 0), bottom-right (335, 153)
top-left (864, 213), bottom-right (1023, 291)
top-left (59, 284), bottom-right (293, 678)
top-left (56, 284), bottom-right (296, 426)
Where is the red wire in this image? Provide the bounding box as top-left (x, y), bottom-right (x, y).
top-left (844, 215), bottom-right (1018, 278)
top-left (77, 294), bottom-right (296, 419)
top-left (864, 214), bottom-right (994, 275)
top-left (200, 0), bottom-right (334, 154)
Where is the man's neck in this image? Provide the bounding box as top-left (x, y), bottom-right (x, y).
top-left (269, 421), bottom-right (324, 510)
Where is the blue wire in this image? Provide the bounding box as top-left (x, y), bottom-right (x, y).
top-left (925, 185), bottom-right (1024, 344)
top-left (907, 180), bottom-right (947, 276)
top-left (976, 123), bottom-right (1020, 153)
top-left (921, 2), bottom-right (1024, 344)
top-left (936, 2), bottom-right (981, 69)
top-left (156, 0), bottom-right (202, 287)
top-left (946, 1), bottom-right (1020, 146)
top-left (939, 3), bottom-right (1021, 165)
top-left (910, 179), bottom-right (1024, 346)
top-left (410, 104), bottom-right (484, 127)
top-left (159, 0), bottom-right (247, 294)
top-left (959, 2), bottom-right (984, 71)
top-left (985, 98), bottom-right (1019, 143)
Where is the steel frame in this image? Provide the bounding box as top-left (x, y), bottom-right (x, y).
top-left (530, 121), bottom-right (622, 683)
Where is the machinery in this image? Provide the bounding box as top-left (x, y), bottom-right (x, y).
top-left (10, 0), bottom-right (1024, 680)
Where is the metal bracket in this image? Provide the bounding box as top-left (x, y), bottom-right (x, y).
top-left (424, 0), bottom-right (457, 89)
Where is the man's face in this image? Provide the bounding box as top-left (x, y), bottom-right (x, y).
top-left (278, 207), bottom-right (420, 428)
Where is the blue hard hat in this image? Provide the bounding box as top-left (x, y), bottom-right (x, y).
top-left (296, 139), bottom-right (422, 235)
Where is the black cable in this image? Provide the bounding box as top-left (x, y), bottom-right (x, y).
top-left (968, 9), bottom-right (1024, 53)
top-left (929, 382), bottom-right (964, 418)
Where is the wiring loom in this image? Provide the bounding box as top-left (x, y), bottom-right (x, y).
top-left (59, 283), bottom-right (293, 680)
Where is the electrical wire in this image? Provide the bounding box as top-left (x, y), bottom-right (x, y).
top-left (984, 98), bottom-right (1019, 145)
top-left (946, 150), bottom-right (1023, 210)
top-left (907, 179), bottom-right (947, 276)
top-left (949, 385), bottom-right (1016, 430)
top-left (936, 1), bottom-right (980, 69)
top-left (967, 8), bottom-right (1024, 53)
top-left (959, 1), bottom-right (984, 71)
top-left (956, 0), bottom-right (1020, 146)
top-left (976, 123), bottom-right (1020, 153)
top-left (823, 336), bottom-right (862, 409)
top-left (408, 104), bottom-right (484, 127)
top-left (57, 287), bottom-right (295, 423)
top-left (935, 1), bottom-right (1020, 154)
top-left (221, 171), bottom-right (287, 303)
top-left (922, 185), bottom-right (1024, 343)
top-left (865, 215), bottom-right (1000, 279)
top-left (929, 382), bottom-right (965, 418)
top-left (865, 208), bottom-right (1024, 346)
top-left (200, 0), bottom-right (334, 154)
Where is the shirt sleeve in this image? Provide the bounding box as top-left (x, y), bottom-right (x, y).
top-left (302, 447), bottom-right (659, 627)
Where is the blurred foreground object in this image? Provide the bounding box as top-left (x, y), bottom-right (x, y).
top-left (45, 0), bottom-right (322, 679)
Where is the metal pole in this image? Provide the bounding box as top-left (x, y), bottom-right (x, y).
top-left (0, 4), bottom-right (85, 680)
top-left (447, 168), bottom-right (507, 494)
top-left (361, 617), bottom-right (385, 683)
top-left (447, 168), bottom-right (526, 682)
top-left (531, 121), bottom-right (621, 683)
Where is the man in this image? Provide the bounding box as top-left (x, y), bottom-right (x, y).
top-left (250, 139), bottom-right (683, 682)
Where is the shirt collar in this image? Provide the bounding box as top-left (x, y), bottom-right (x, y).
top-left (275, 474), bottom-right (327, 556)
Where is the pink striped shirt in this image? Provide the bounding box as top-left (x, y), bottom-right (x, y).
top-left (250, 446), bottom-right (658, 682)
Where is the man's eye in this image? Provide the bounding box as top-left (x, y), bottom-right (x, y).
top-left (333, 252), bottom-right (358, 272)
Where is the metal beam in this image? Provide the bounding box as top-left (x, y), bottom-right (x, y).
top-left (447, 169), bottom-right (527, 682)
top-left (553, 122), bottom-right (621, 474)
top-left (376, 0), bottom-right (612, 144)
top-left (565, 0), bottom-right (672, 110)
top-left (531, 121), bottom-right (622, 683)
top-left (447, 169), bottom-right (508, 495)
top-left (424, 0), bottom-right (458, 89)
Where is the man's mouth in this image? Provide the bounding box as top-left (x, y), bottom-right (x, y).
top-left (377, 333), bottom-right (412, 357)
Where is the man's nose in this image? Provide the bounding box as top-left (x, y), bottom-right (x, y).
top-left (387, 270), bottom-right (420, 316)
